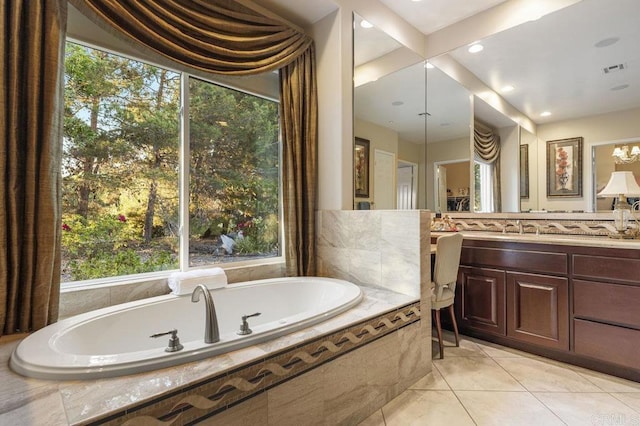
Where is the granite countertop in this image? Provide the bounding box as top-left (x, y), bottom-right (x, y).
top-left (0, 286), bottom-right (415, 425)
top-left (433, 230), bottom-right (640, 249)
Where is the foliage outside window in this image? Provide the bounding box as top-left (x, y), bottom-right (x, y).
top-left (474, 161), bottom-right (494, 213)
top-left (61, 42), bottom-right (281, 283)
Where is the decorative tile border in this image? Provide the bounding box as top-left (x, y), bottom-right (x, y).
top-left (451, 218), bottom-right (617, 236)
top-left (87, 302), bottom-right (421, 425)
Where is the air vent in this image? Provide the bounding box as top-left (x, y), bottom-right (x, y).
top-left (603, 63), bottom-right (626, 74)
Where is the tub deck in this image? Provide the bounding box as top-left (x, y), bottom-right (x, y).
top-left (0, 285), bottom-right (418, 425)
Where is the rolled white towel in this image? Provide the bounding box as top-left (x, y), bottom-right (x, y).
top-left (167, 268), bottom-right (227, 296)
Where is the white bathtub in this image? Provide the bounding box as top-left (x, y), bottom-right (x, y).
top-left (10, 277), bottom-right (362, 380)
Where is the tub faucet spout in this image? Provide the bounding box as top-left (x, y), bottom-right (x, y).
top-left (191, 284), bottom-right (220, 344)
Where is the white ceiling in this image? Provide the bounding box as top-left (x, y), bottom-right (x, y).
top-left (263, 0), bottom-right (640, 145)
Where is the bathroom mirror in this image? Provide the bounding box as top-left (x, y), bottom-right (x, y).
top-left (353, 13), bottom-right (426, 210)
top-left (428, 0), bottom-right (640, 213)
top-left (593, 141), bottom-right (640, 212)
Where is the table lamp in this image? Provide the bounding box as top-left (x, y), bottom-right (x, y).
top-left (597, 171), bottom-right (640, 238)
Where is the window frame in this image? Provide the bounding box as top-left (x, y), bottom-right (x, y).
top-left (61, 38), bottom-right (285, 289)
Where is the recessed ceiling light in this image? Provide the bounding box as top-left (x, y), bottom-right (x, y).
top-left (468, 43), bottom-right (484, 54)
top-left (501, 85), bottom-right (515, 93)
top-left (595, 37), bottom-right (620, 48)
top-left (540, 111), bottom-right (552, 117)
top-left (611, 84), bottom-right (630, 91)
top-left (392, 101), bottom-right (404, 106)
top-left (360, 20), bottom-right (373, 29)
top-left (425, 62), bottom-right (434, 69)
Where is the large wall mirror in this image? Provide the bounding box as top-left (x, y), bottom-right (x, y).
top-left (353, 13), bottom-right (426, 210)
top-left (426, 0), bottom-right (640, 214)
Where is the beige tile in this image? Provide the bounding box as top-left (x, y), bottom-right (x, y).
top-left (383, 390), bottom-right (475, 426)
top-left (612, 393), bottom-right (640, 413)
top-left (435, 357), bottom-right (525, 391)
top-left (494, 357), bottom-right (603, 392)
top-left (358, 409), bottom-right (386, 426)
top-left (409, 368), bottom-right (450, 390)
top-left (58, 287), bottom-right (111, 318)
top-left (398, 322), bottom-right (431, 389)
top-left (535, 392), bottom-right (639, 426)
top-left (268, 368), bottom-right (324, 426)
top-left (456, 390), bottom-right (565, 426)
top-left (575, 368), bottom-right (640, 392)
top-left (0, 386), bottom-right (68, 426)
top-left (197, 392), bottom-right (268, 425)
top-left (474, 340), bottom-right (529, 358)
top-left (432, 332), bottom-right (488, 357)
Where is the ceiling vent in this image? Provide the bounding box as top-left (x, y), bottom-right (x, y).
top-left (603, 63), bottom-right (626, 74)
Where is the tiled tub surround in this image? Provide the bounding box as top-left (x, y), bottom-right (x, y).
top-left (316, 210), bottom-right (432, 299)
top-left (0, 286), bottom-right (430, 425)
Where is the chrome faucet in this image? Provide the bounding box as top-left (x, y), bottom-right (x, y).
top-left (191, 284), bottom-right (220, 344)
top-left (516, 220), bottom-right (524, 234)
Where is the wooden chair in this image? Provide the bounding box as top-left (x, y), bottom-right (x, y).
top-left (431, 232), bottom-right (464, 359)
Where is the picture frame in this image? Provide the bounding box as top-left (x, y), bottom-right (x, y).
top-left (354, 137), bottom-right (370, 198)
top-left (546, 137), bottom-right (583, 197)
top-left (520, 144), bottom-right (529, 199)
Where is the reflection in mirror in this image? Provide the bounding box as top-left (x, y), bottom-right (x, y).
top-left (353, 13), bottom-right (426, 210)
top-left (426, 65), bottom-right (471, 212)
top-left (433, 0), bottom-right (640, 213)
top-left (593, 141), bottom-right (640, 212)
top-left (472, 97), bottom-right (519, 213)
top-left (520, 128), bottom-right (539, 212)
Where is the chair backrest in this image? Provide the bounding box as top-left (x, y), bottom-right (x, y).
top-left (433, 233), bottom-right (464, 296)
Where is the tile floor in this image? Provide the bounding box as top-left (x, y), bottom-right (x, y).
top-left (360, 331), bottom-right (640, 426)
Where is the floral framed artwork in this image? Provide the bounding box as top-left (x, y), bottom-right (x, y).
top-left (354, 137), bottom-right (370, 198)
top-left (546, 137), bottom-right (583, 197)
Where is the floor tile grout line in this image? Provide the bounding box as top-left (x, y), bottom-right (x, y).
top-left (527, 388), bottom-right (571, 425)
top-left (608, 392), bottom-right (640, 415)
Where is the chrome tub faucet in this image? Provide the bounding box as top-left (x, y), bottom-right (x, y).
top-left (191, 284), bottom-right (220, 344)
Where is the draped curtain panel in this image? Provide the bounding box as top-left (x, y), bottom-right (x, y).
top-left (474, 121), bottom-right (501, 211)
top-left (72, 0), bottom-right (318, 275)
top-left (0, 0), bottom-right (66, 336)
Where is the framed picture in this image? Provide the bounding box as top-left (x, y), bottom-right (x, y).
top-left (520, 144), bottom-right (529, 199)
top-left (354, 137), bottom-right (370, 198)
top-left (546, 137), bottom-right (583, 197)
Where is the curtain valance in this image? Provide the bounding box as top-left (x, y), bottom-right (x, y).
top-left (474, 120), bottom-right (500, 164)
top-left (70, 0), bottom-right (313, 75)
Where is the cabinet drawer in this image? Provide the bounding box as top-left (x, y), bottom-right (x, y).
top-left (574, 280), bottom-right (640, 329)
top-left (574, 319), bottom-right (640, 370)
top-left (573, 255), bottom-right (640, 285)
top-left (461, 247), bottom-right (567, 275)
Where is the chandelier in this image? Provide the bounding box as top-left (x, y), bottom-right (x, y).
top-left (612, 145), bottom-right (640, 164)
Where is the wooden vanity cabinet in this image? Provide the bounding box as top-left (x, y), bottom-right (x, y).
top-left (451, 237), bottom-right (640, 381)
top-left (457, 266), bottom-right (505, 336)
top-left (456, 240), bottom-right (568, 347)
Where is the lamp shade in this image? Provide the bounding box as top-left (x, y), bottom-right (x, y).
top-left (597, 171), bottom-right (640, 196)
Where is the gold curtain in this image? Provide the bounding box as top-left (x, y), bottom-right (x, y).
top-left (280, 48), bottom-right (318, 276)
top-left (474, 120), bottom-right (501, 211)
top-left (0, 0), bottom-right (66, 336)
top-left (72, 0), bottom-right (318, 275)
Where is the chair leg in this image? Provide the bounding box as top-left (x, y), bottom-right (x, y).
top-left (434, 309), bottom-right (444, 359)
top-left (448, 304), bottom-right (460, 347)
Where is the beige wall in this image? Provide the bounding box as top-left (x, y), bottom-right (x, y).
top-left (534, 106), bottom-right (640, 212)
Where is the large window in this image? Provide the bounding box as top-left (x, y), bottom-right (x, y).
top-left (61, 42), bottom-right (281, 284)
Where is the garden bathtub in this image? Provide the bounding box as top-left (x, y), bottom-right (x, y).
top-left (10, 277), bottom-right (363, 380)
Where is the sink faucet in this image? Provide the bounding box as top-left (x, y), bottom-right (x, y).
top-left (191, 284), bottom-right (220, 344)
top-left (516, 220), bottom-right (524, 235)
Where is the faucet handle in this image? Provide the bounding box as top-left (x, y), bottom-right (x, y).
top-left (237, 312), bottom-right (261, 335)
top-left (150, 329), bottom-right (184, 352)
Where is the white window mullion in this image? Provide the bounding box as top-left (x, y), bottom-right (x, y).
top-left (179, 74), bottom-right (190, 271)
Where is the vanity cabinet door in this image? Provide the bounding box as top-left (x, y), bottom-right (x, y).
top-left (456, 266), bottom-right (506, 336)
top-left (506, 272), bottom-right (569, 350)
